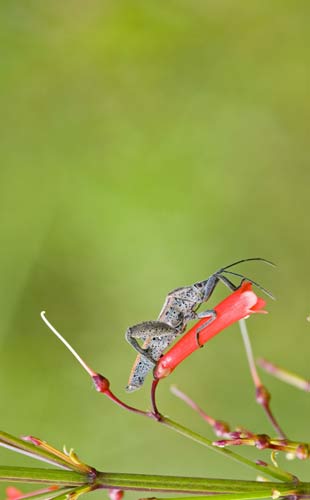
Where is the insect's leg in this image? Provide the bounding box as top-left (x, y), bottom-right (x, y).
top-left (217, 273), bottom-right (239, 291)
top-left (201, 274), bottom-right (220, 302)
top-left (222, 270), bottom-right (275, 299)
top-left (195, 309), bottom-right (217, 347)
top-left (126, 321), bottom-right (178, 392)
top-left (125, 326), bottom-right (156, 364)
top-left (125, 321), bottom-right (177, 365)
top-left (193, 273), bottom-right (237, 331)
top-left (199, 273), bottom-right (238, 304)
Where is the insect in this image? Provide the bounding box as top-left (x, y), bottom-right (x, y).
top-left (126, 257), bottom-right (274, 392)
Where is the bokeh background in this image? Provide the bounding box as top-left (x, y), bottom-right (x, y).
top-left (1, 1), bottom-right (310, 497)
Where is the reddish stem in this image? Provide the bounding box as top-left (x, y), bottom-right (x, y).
top-left (92, 373), bottom-right (156, 420)
top-left (170, 386), bottom-right (230, 436)
top-left (150, 378), bottom-right (161, 419)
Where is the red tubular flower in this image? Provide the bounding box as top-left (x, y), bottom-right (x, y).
top-left (154, 281), bottom-right (267, 380)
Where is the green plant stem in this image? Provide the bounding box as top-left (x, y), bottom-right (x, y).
top-left (95, 472), bottom-right (296, 493)
top-left (1, 466), bottom-right (305, 494)
top-left (159, 417), bottom-right (296, 483)
top-left (0, 467), bottom-right (86, 485)
top-left (143, 492), bottom-right (294, 500)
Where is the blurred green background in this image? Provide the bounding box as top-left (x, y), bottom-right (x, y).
top-left (1, 1), bottom-right (310, 497)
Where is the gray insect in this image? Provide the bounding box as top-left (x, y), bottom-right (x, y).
top-left (126, 257), bottom-right (274, 392)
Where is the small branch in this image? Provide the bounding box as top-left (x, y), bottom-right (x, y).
top-left (170, 386), bottom-right (310, 460)
top-left (213, 433), bottom-right (310, 460)
top-left (0, 431), bottom-right (85, 472)
top-left (151, 378), bottom-right (161, 418)
top-left (238, 319), bottom-right (286, 438)
top-left (257, 359), bottom-right (310, 392)
top-left (170, 385), bottom-right (230, 436)
top-left (159, 417), bottom-right (296, 483)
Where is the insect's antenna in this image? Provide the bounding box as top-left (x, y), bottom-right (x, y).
top-left (221, 270), bottom-right (275, 300)
top-left (40, 311), bottom-right (96, 377)
top-left (221, 257), bottom-right (275, 272)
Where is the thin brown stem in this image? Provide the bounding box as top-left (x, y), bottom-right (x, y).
top-left (238, 319), bottom-right (286, 438)
top-left (258, 358), bottom-right (310, 392)
top-left (170, 385), bottom-right (230, 436)
top-left (150, 378), bottom-right (161, 418)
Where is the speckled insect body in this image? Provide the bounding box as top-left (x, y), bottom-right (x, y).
top-left (126, 258), bottom-right (273, 392)
top-left (125, 278), bottom-right (220, 392)
top-left (157, 277), bottom-right (220, 333)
